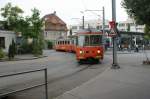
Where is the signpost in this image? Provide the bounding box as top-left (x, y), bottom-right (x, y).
top-left (111, 0), bottom-right (120, 69)
top-left (109, 21), bottom-right (117, 37)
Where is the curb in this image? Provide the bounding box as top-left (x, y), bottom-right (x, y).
top-left (0, 56), bottom-right (47, 62)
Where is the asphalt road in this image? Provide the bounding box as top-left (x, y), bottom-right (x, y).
top-left (0, 50), bottom-right (111, 99)
top-left (0, 50), bottom-right (149, 99)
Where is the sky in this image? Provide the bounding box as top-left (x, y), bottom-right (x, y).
top-left (0, 0), bottom-right (128, 25)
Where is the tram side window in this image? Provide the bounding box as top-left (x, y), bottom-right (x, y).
top-left (68, 41), bottom-right (70, 44)
top-left (84, 35), bottom-right (90, 46)
top-left (78, 35), bottom-right (90, 46)
top-left (64, 41), bottom-right (66, 44)
top-left (78, 36), bottom-right (85, 46)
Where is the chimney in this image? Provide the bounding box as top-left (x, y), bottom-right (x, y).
top-left (53, 11), bottom-right (56, 15)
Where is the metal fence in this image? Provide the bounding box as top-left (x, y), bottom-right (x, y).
top-left (0, 68), bottom-right (48, 99)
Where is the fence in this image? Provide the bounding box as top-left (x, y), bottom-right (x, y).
top-left (0, 68), bottom-right (48, 99)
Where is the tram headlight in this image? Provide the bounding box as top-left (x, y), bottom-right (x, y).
top-left (97, 50), bottom-right (101, 54)
top-left (79, 50), bottom-right (83, 54)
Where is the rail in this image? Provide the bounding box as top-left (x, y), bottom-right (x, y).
top-left (0, 68), bottom-right (48, 99)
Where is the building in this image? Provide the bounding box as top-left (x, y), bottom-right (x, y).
top-left (43, 12), bottom-right (68, 42)
top-left (0, 30), bottom-right (16, 52)
top-left (69, 19), bottom-right (109, 35)
top-left (117, 18), bottom-right (145, 32)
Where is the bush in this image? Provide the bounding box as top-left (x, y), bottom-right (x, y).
top-left (0, 48), bottom-right (5, 59)
top-left (47, 40), bottom-right (53, 49)
top-left (19, 39), bottom-right (33, 54)
top-left (32, 39), bottom-right (43, 56)
top-left (8, 39), bottom-right (16, 59)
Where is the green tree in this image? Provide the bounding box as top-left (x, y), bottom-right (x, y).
top-left (16, 17), bottom-right (31, 39)
top-left (29, 8), bottom-right (43, 38)
top-left (8, 39), bottom-right (16, 59)
top-left (29, 8), bottom-right (44, 56)
top-left (0, 48), bottom-right (5, 59)
top-left (122, 0), bottom-right (150, 38)
top-left (0, 2), bottom-right (23, 30)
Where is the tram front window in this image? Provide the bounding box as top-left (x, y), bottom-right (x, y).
top-left (90, 35), bottom-right (102, 46)
top-left (78, 35), bottom-right (102, 46)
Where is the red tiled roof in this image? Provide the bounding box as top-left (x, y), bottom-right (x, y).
top-left (43, 13), bottom-right (66, 25)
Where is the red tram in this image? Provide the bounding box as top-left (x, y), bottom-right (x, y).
top-left (54, 29), bottom-right (104, 63)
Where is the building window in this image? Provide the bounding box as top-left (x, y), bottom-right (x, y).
top-left (79, 26), bottom-right (83, 29)
top-left (0, 37), bottom-right (5, 48)
top-left (72, 26), bottom-right (77, 29)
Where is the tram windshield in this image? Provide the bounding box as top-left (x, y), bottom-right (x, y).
top-left (78, 35), bottom-right (102, 46)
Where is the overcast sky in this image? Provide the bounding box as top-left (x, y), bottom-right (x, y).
top-left (0, 0), bottom-right (128, 24)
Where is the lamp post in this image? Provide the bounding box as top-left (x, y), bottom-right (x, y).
top-left (111, 0), bottom-right (120, 69)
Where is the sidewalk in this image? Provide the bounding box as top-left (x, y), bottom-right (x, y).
top-left (105, 50), bottom-right (142, 55)
top-left (56, 64), bottom-right (150, 99)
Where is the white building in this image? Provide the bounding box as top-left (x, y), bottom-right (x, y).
top-left (43, 12), bottom-right (68, 41)
top-left (117, 18), bottom-right (145, 32)
top-left (0, 30), bottom-right (16, 52)
top-left (69, 19), bottom-right (109, 35)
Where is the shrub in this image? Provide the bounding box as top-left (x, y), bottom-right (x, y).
top-left (32, 39), bottom-right (43, 56)
top-left (0, 48), bottom-right (5, 59)
top-left (8, 39), bottom-right (16, 59)
top-left (47, 40), bottom-right (53, 49)
top-left (20, 39), bottom-right (33, 54)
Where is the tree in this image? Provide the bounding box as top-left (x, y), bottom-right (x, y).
top-left (16, 17), bottom-right (31, 39)
top-left (122, 0), bottom-right (150, 25)
top-left (0, 2), bottom-right (23, 30)
top-left (122, 0), bottom-right (150, 38)
top-left (29, 8), bottom-right (43, 38)
top-left (8, 39), bottom-right (16, 59)
top-left (29, 8), bottom-right (44, 56)
top-left (122, 0), bottom-right (150, 64)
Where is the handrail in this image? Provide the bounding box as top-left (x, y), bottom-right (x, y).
top-left (0, 68), bottom-right (48, 99)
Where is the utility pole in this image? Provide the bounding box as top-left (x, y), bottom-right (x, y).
top-left (111, 0), bottom-right (120, 69)
top-left (82, 15), bottom-right (85, 29)
top-left (102, 7), bottom-right (105, 34)
top-left (80, 11), bottom-right (85, 29)
top-left (85, 7), bottom-right (105, 32)
top-left (85, 7), bottom-right (105, 51)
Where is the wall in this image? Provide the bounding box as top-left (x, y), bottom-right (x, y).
top-left (0, 30), bottom-right (16, 52)
top-left (44, 31), bottom-right (67, 41)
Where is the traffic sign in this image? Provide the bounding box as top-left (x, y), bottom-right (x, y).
top-left (109, 28), bottom-right (117, 37)
top-left (109, 21), bottom-right (116, 29)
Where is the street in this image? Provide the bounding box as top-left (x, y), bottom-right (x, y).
top-left (0, 50), bottom-right (149, 99)
top-left (0, 50), bottom-right (110, 99)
